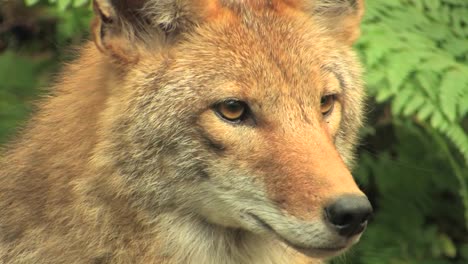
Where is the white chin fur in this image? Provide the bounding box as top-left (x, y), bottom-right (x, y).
top-left (241, 210), bottom-right (361, 258)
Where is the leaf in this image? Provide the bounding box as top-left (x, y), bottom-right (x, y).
top-left (438, 233), bottom-right (457, 258)
top-left (451, 8), bottom-right (467, 37)
top-left (385, 50), bottom-right (423, 92)
top-left (430, 111), bottom-right (445, 128)
top-left (410, 0), bottom-right (425, 11)
top-left (391, 84), bottom-right (415, 115)
top-left (444, 125), bottom-right (468, 163)
top-left (73, 0), bottom-right (88, 7)
top-left (442, 38), bottom-right (468, 57)
top-left (458, 92), bottom-right (468, 117)
top-left (24, 0), bottom-right (40, 6)
top-left (417, 102), bottom-right (435, 121)
top-left (439, 4), bottom-right (452, 24)
top-left (402, 94), bottom-right (425, 116)
top-left (365, 66), bottom-right (387, 88)
top-left (415, 71), bottom-right (439, 101)
top-left (417, 54), bottom-right (457, 72)
top-left (375, 87), bottom-right (394, 103)
top-left (424, 0), bottom-right (440, 10)
top-left (439, 69), bottom-right (466, 121)
top-left (420, 23), bottom-right (448, 42)
top-left (359, 27), bottom-right (396, 67)
top-left (386, 8), bottom-right (429, 31)
top-left (57, 0), bottom-right (72, 11)
top-left (460, 243), bottom-right (468, 260)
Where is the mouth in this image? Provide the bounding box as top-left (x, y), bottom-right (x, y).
top-left (247, 213), bottom-right (351, 258)
top-left (284, 242), bottom-right (348, 258)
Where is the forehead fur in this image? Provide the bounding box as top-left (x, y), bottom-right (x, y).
top-left (142, 7), bottom-right (357, 107)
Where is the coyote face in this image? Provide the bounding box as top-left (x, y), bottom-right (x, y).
top-left (0, 0), bottom-right (371, 263)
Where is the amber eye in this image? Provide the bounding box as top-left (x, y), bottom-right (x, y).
top-left (215, 99), bottom-right (247, 123)
top-left (320, 94), bottom-right (336, 116)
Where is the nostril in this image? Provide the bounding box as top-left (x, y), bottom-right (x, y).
top-left (330, 212), bottom-right (355, 227)
top-left (324, 195), bottom-right (373, 237)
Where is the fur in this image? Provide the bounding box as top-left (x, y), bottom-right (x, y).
top-left (0, 1), bottom-right (367, 263)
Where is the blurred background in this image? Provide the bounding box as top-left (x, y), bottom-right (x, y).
top-left (0, 0), bottom-right (467, 263)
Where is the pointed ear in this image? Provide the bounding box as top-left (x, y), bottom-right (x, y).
top-left (308, 0), bottom-right (365, 45)
top-left (91, 0), bottom-right (220, 63)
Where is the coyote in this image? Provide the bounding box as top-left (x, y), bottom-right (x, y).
top-left (0, 0), bottom-right (372, 263)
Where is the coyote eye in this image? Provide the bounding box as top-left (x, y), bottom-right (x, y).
top-left (320, 94), bottom-right (336, 117)
top-left (214, 99), bottom-right (248, 123)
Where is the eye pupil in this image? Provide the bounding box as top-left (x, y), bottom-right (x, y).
top-left (321, 97), bottom-right (327, 105)
top-left (226, 101), bottom-right (241, 111)
top-left (215, 99), bottom-right (247, 122)
top-left (320, 95), bottom-right (335, 116)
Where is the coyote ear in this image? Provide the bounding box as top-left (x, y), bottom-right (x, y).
top-left (92, 0), bottom-right (220, 63)
top-left (309, 0), bottom-right (365, 44)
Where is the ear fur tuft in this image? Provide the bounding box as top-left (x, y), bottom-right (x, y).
top-left (313, 0), bottom-right (364, 44)
top-left (298, 0), bottom-right (364, 44)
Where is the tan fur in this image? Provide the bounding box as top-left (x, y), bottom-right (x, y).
top-left (1, 1), bottom-right (367, 263)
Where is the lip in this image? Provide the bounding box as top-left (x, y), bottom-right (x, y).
top-left (247, 213), bottom-right (349, 257)
top-left (288, 243), bottom-right (346, 252)
top-left (285, 242), bottom-right (347, 258)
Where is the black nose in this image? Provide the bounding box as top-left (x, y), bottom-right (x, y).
top-left (325, 195), bottom-right (373, 237)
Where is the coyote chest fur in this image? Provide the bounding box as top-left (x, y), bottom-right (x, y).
top-left (0, 0), bottom-right (372, 263)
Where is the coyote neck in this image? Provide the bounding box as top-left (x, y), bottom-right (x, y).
top-left (147, 212), bottom-right (311, 264)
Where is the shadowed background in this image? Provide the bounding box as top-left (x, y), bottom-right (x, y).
top-left (0, 0), bottom-right (467, 263)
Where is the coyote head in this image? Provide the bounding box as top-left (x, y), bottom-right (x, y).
top-left (91, 0), bottom-right (371, 259)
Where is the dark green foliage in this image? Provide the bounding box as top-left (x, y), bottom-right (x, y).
top-left (1, 0), bottom-right (467, 263)
top-left (0, 51), bottom-right (47, 142)
top-left (0, 0), bottom-right (91, 144)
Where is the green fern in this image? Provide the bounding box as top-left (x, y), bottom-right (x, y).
top-left (342, 0), bottom-right (468, 263)
top-left (358, 0), bottom-right (468, 162)
top-left (357, 0), bottom-right (468, 233)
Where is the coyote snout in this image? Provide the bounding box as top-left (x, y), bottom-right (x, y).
top-left (243, 194), bottom-right (372, 258)
top-left (0, 0), bottom-right (371, 263)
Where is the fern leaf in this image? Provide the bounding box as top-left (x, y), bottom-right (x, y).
top-left (391, 85), bottom-right (415, 115)
top-left (439, 69), bottom-right (466, 121)
top-left (415, 71), bottom-right (439, 101)
top-left (403, 95), bottom-right (425, 116)
top-left (423, 0), bottom-right (441, 11)
top-left (417, 54), bottom-right (459, 72)
top-left (417, 102), bottom-right (436, 121)
top-left (458, 92), bottom-right (468, 117)
top-left (430, 111), bottom-right (445, 129)
top-left (385, 51), bottom-right (422, 92)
